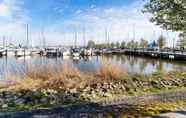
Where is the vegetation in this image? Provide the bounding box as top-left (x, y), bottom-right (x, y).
top-left (143, 0), bottom-right (186, 32)
top-left (144, 0), bottom-right (186, 49)
top-left (139, 38), bottom-right (148, 48)
top-left (87, 40), bottom-right (95, 48)
top-left (157, 35), bottom-right (166, 49)
top-left (177, 33), bottom-right (186, 49)
top-left (120, 41), bottom-right (126, 49)
top-left (0, 60), bottom-right (186, 115)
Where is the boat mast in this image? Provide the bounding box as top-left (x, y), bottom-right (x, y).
top-left (41, 28), bottom-right (46, 49)
top-left (83, 26), bottom-right (86, 48)
top-left (26, 24), bottom-right (29, 49)
top-left (133, 24), bottom-right (135, 40)
top-left (105, 27), bottom-right (109, 47)
top-left (3, 36), bottom-right (6, 49)
top-left (75, 29), bottom-right (77, 48)
top-left (132, 24), bottom-right (136, 48)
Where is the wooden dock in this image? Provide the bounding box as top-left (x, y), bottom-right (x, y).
top-left (100, 48), bottom-right (186, 61)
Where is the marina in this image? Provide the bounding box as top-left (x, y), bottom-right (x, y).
top-left (0, 0), bottom-right (186, 117)
top-left (0, 54), bottom-right (186, 79)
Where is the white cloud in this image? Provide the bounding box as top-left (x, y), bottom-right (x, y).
top-left (0, 0), bottom-right (179, 47)
top-left (47, 1), bottom-right (178, 47)
top-left (0, 0), bottom-right (30, 46)
top-left (0, 2), bottom-right (10, 17)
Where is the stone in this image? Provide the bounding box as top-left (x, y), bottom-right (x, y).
top-left (40, 97), bottom-right (48, 103)
top-left (2, 104), bottom-right (8, 108)
top-left (15, 98), bottom-right (26, 104)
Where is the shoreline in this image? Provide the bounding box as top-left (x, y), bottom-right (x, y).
top-left (0, 63), bottom-right (186, 117)
top-left (1, 89), bottom-right (186, 118)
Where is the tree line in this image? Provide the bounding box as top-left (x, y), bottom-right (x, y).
top-left (87, 34), bottom-right (184, 49)
top-left (143, 0), bottom-right (186, 49)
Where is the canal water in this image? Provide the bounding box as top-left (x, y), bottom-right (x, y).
top-left (0, 55), bottom-right (186, 79)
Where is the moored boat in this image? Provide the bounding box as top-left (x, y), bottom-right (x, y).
top-left (0, 49), bottom-right (6, 56)
top-left (71, 48), bottom-right (80, 57)
top-left (15, 49), bottom-right (31, 57)
top-left (82, 48), bottom-right (92, 56)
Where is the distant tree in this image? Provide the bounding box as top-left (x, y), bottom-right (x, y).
top-left (110, 42), bottom-right (115, 48)
top-left (127, 40), bottom-right (137, 48)
top-left (134, 41), bottom-right (139, 48)
top-left (126, 41), bottom-right (132, 48)
top-left (177, 33), bottom-right (186, 49)
top-left (140, 38), bottom-right (148, 48)
top-left (120, 41), bottom-right (126, 49)
top-left (87, 40), bottom-right (95, 48)
top-left (157, 35), bottom-right (166, 49)
top-left (116, 41), bottom-right (120, 48)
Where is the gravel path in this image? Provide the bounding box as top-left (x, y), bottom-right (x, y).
top-left (1, 89), bottom-right (186, 118)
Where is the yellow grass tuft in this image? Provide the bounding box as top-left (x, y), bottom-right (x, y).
top-left (1, 60), bottom-right (127, 92)
top-left (97, 59), bottom-right (127, 80)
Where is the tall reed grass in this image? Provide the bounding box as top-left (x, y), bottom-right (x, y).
top-left (2, 60), bottom-right (127, 91)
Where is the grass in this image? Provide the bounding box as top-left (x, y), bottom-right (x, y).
top-left (97, 59), bottom-right (126, 80)
top-left (119, 101), bottom-right (186, 117)
top-left (1, 60), bottom-right (127, 92)
top-left (1, 61), bottom-right (186, 115)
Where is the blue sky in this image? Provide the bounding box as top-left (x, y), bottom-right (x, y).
top-left (0, 0), bottom-right (177, 46)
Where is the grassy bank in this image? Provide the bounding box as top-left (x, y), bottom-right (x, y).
top-left (0, 60), bottom-right (186, 116)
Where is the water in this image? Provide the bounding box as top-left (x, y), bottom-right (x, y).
top-left (0, 55), bottom-right (186, 79)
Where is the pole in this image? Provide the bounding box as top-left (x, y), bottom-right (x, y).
top-left (75, 29), bottom-right (77, 48)
top-left (83, 26), bottom-right (86, 47)
top-left (26, 24), bottom-right (29, 49)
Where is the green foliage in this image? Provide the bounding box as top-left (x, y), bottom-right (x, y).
top-left (177, 33), bottom-right (186, 49)
top-left (127, 40), bottom-right (139, 48)
top-left (144, 0), bottom-right (186, 48)
top-left (87, 40), bottom-right (95, 48)
top-left (116, 41), bottom-right (120, 48)
top-left (120, 41), bottom-right (126, 49)
top-left (110, 42), bottom-right (115, 48)
top-left (157, 35), bottom-right (166, 49)
top-left (143, 0), bottom-right (186, 32)
top-left (140, 38), bottom-right (148, 48)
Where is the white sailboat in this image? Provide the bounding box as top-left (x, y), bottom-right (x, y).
top-left (82, 48), bottom-right (92, 56)
top-left (15, 48), bottom-right (31, 57)
top-left (62, 48), bottom-right (71, 56)
top-left (0, 49), bottom-right (6, 56)
top-left (6, 50), bottom-right (15, 56)
top-left (15, 24), bottom-right (31, 57)
top-left (71, 30), bottom-right (80, 57)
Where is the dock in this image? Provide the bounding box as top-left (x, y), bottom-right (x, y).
top-left (99, 48), bottom-right (186, 61)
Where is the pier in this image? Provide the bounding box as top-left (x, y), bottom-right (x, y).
top-left (99, 48), bottom-right (186, 61)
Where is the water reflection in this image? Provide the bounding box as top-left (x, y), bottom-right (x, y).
top-left (0, 55), bottom-right (186, 79)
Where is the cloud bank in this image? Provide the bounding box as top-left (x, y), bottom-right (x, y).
top-left (0, 0), bottom-right (178, 47)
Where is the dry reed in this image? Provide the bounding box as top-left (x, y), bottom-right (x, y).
top-left (2, 60), bottom-right (127, 91)
top-left (97, 58), bottom-right (126, 80)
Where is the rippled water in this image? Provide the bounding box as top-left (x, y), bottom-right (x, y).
top-left (0, 55), bottom-right (186, 79)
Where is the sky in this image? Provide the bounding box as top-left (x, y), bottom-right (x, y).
top-left (0, 0), bottom-right (178, 47)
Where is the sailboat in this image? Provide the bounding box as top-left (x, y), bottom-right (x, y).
top-left (81, 26), bottom-right (92, 56)
top-left (15, 24), bottom-right (31, 57)
top-left (61, 48), bottom-right (71, 56)
top-left (71, 30), bottom-right (80, 57)
top-left (0, 49), bottom-right (6, 56)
